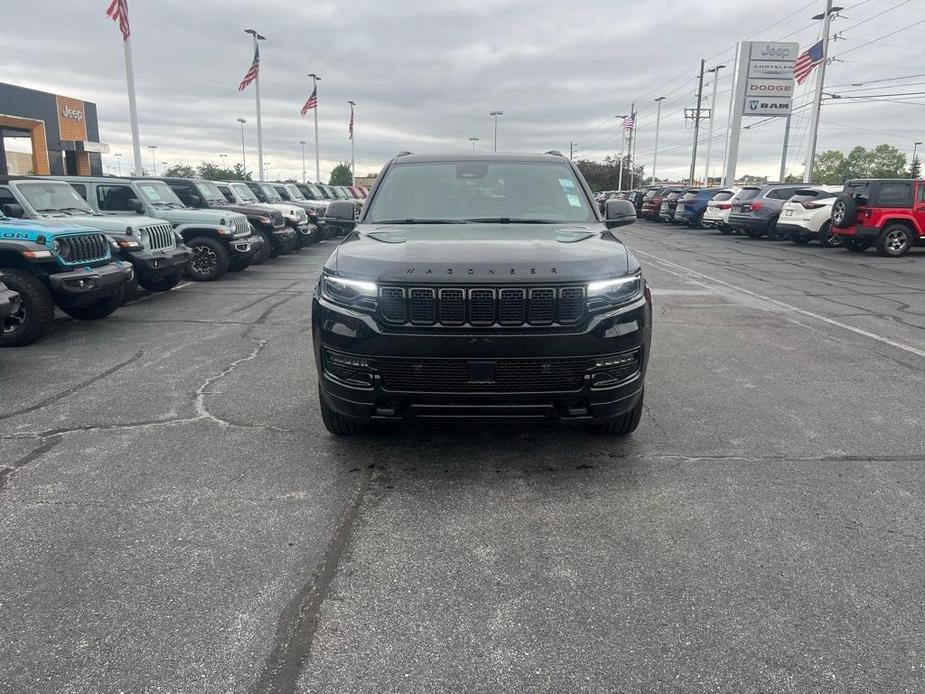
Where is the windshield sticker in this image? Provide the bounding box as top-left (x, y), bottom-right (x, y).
top-left (139, 185), bottom-right (162, 201)
top-left (566, 194), bottom-right (582, 207)
top-left (559, 178), bottom-right (576, 189)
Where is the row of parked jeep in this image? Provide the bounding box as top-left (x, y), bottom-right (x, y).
top-left (601, 178), bottom-right (925, 258)
top-left (0, 175), bottom-right (363, 347)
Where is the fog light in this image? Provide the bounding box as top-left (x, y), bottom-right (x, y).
top-left (327, 352), bottom-right (371, 369)
top-left (594, 355), bottom-right (636, 369)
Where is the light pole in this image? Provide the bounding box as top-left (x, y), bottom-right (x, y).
top-left (469, 137), bottom-right (479, 152)
top-left (264, 162), bottom-right (270, 181)
top-left (703, 65), bottom-right (725, 185)
top-left (652, 98), bottom-right (665, 185)
top-left (244, 29), bottom-right (266, 180)
top-left (114, 152), bottom-right (122, 176)
top-left (237, 118), bottom-right (247, 174)
top-left (348, 100), bottom-right (356, 186)
top-left (219, 153), bottom-right (228, 170)
top-left (308, 73), bottom-right (322, 182)
top-left (804, 1), bottom-right (843, 182)
top-left (298, 140), bottom-right (306, 182)
top-left (148, 145), bottom-right (158, 175)
top-left (912, 141), bottom-right (922, 178)
top-left (490, 111), bottom-right (503, 152)
top-left (615, 114), bottom-right (628, 190)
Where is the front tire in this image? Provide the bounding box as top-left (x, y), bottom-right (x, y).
top-left (319, 386), bottom-right (366, 436)
top-left (250, 231), bottom-right (272, 265)
top-left (137, 271), bottom-right (181, 292)
top-left (0, 269), bottom-right (55, 347)
top-left (592, 390), bottom-right (644, 436)
top-left (876, 223), bottom-right (913, 257)
top-left (185, 237), bottom-right (229, 281)
top-left (59, 285), bottom-right (125, 320)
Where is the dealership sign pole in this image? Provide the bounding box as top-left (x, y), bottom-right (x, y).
top-left (723, 40), bottom-right (798, 187)
top-left (105, 0), bottom-right (143, 176)
top-left (804, 0), bottom-right (837, 183)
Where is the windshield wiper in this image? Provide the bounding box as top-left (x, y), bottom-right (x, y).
top-left (463, 217), bottom-right (558, 224)
top-left (34, 208), bottom-right (70, 215)
top-left (374, 219), bottom-right (464, 224)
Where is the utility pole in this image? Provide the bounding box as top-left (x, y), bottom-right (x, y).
top-left (237, 118), bottom-right (247, 174)
top-left (779, 115), bottom-right (792, 181)
top-left (703, 65), bottom-right (725, 185)
top-left (490, 111), bottom-right (503, 152)
top-left (804, 0), bottom-right (839, 183)
top-left (299, 140), bottom-right (306, 182)
top-left (114, 152), bottom-right (122, 176)
top-left (652, 97), bottom-right (665, 184)
top-left (626, 103), bottom-right (636, 189)
top-left (689, 59), bottom-right (706, 186)
top-left (309, 73), bottom-right (322, 182)
top-left (148, 145), bottom-right (158, 175)
top-left (616, 114), bottom-right (628, 190)
top-left (569, 142), bottom-right (577, 161)
top-left (912, 141), bottom-right (922, 178)
top-left (468, 137), bottom-right (479, 152)
top-left (244, 29), bottom-right (266, 181)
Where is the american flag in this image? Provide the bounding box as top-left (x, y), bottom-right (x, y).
top-left (238, 45), bottom-right (260, 92)
top-left (348, 103), bottom-right (354, 140)
top-left (623, 114), bottom-right (636, 131)
top-left (301, 87), bottom-right (317, 116)
top-left (794, 40), bottom-right (825, 85)
top-left (105, 0), bottom-right (130, 41)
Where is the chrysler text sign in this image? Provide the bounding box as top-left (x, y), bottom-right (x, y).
top-left (741, 41), bottom-right (798, 118)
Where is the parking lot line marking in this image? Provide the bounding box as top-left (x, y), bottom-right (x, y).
top-left (635, 249), bottom-right (925, 359)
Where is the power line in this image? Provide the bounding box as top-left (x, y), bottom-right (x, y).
top-left (833, 16), bottom-right (925, 58)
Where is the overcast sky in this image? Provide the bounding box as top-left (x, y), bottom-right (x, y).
top-left (2, 0), bottom-right (922, 183)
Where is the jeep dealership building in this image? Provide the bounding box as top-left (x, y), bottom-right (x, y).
top-left (0, 82), bottom-right (107, 177)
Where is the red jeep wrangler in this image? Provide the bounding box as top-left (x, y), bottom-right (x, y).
top-left (831, 178), bottom-right (924, 257)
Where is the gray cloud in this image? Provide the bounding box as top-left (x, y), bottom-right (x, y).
top-left (2, 0), bottom-right (922, 182)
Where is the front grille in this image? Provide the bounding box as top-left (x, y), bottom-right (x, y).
top-left (271, 211), bottom-right (285, 229)
top-left (365, 350), bottom-right (640, 393)
top-left (56, 233), bottom-right (109, 265)
top-left (140, 223), bottom-right (175, 251)
top-left (379, 285), bottom-right (585, 327)
top-left (230, 215), bottom-right (250, 236)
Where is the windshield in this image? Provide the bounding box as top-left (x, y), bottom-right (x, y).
top-left (285, 184), bottom-right (306, 200)
top-left (712, 190), bottom-right (734, 202)
top-left (737, 188), bottom-right (761, 202)
top-left (300, 184), bottom-right (326, 199)
top-left (258, 183), bottom-right (283, 202)
top-left (18, 182), bottom-right (94, 215)
top-left (232, 183), bottom-right (259, 204)
top-left (324, 186), bottom-right (348, 200)
top-left (366, 160), bottom-right (595, 224)
top-left (135, 180), bottom-right (185, 207)
top-left (195, 181), bottom-right (229, 203)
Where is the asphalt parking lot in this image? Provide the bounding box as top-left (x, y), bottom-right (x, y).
top-left (1, 222), bottom-right (923, 694)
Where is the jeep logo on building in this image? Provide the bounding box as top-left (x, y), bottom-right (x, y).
top-left (61, 106), bottom-right (83, 121)
top-left (759, 44), bottom-right (793, 59)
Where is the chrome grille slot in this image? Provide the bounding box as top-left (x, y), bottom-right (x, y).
top-left (57, 233), bottom-right (108, 264)
top-left (558, 287), bottom-right (585, 324)
top-left (528, 288), bottom-right (555, 325)
top-left (468, 288), bottom-right (495, 325)
top-left (438, 288), bottom-right (465, 325)
top-left (380, 287), bottom-right (406, 323)
top-left (498, 288), bottom-right (525, 324)
top-left (409, 288), bottom-right (435, 324)
top-left (140, 223), bottom-right (175, 251)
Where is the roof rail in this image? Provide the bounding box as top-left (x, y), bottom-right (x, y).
top-left (545, 150), bottom-right (564, 157)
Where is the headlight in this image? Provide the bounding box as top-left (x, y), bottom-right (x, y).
top-left (217, 226), bottom-right (232, 236)
top-left (320, 274), bottom-right (378, 311)
top-left (138, 229), bottom-right (150, 245)
top-left (258, 216), bottom-right (271, 224)
top-left (587, 272), bottom-right (643, 308)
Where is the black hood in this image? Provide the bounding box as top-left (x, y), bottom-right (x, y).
top-left (330, 223), bottom-right (632, 283)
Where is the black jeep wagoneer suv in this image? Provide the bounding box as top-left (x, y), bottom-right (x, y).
top-left (313, 152), bottom-right (651, 435)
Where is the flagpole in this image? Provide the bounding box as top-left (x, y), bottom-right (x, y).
top-left (122, 33), bottom-right (143, 176)
top-left (348, 101), bottom-right (356, 186)
top-left (309, 73), bottom-right (321, 182)
top-left (803, 0), bottom-right (835, 183)
top-left (244, 29), bottom-right (266, 181)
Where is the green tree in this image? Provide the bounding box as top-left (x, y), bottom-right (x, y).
top-left (576, 156), bottom-right (645, 192)
top-left (812, 149), bottom-right (849, 184)
top-left (910, 155), bottom-right (921, 179)
top-left (865, 144), bottom-right (907, 178)
top-left (329, 162), bottom-right (353, 186)
top-left (162, 163), bottom-right (196, 178)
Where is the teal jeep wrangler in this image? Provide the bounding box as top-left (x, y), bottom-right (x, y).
top-left (0, 213), bottom-right (133, 346)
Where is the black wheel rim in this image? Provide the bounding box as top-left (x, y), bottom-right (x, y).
top-left (833, 202), bottom-right (845, 225)
top-left (190, 245), bottom-right (218, 275)
top-left (3, 301), bottom-right (26, 335)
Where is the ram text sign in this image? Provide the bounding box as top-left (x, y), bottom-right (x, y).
top-left (742, 41), bottom-right (798, 117)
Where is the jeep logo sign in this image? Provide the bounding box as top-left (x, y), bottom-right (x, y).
top-left (61, 106), bottom-right (83, 121)
top-left (758, 44), bottom-right (793, 59)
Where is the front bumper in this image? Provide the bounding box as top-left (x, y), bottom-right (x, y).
top-left (123, 246), bottom-right (191, 277)
top-left (832, 224), bottom-right (880, 240)
top-left (47, 260), bottom-right (133, 306)
top-left (229, 233), bottom-right (263, 259)
top-left (312, 294), bottom-right (652, 423)
top-left (296, 223), bottom-right (319, 243)
top-left (271, 226), bottom-right (298, 247)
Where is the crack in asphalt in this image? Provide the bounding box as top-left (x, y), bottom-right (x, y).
top-left (251, 465), bottom-right (377, 694)
top-left (0, 350), bottom-right (144, 422)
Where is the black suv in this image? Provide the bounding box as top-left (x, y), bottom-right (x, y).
top-left (313, 152), bottom-right (651, 436)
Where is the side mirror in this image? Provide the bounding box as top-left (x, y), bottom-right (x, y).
top-left (130, 199), bottom-right (144, 214)
top-left (189, 194), bottom-right (203, 208)
top-left (604, 199), bottom-right (637, 229)
top-left (2, 203), bottom-right (24, 218)
top-left (325, 200), bottom-right (358, 233)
